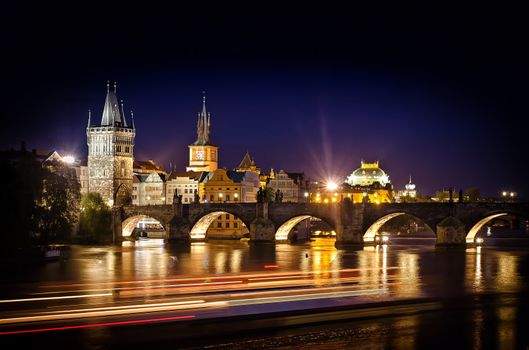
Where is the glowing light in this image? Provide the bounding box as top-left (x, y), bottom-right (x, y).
top-left (264, 264), bottom-right (279, 269)
top-left (326, 181), bottom-right (338, 191)
top-left (476, 237), bottom-right (484, 244)
top-left (0, 293), bottom-right (112, 303)
top-left (234, 193), bottom-right (238, 198)
top-left (382, 236), bottom-right (389, 243)
top-left (502, 191), bottom-right (507, 196)
top-left (324, 198), bottom-right (329, 203)
top-left (0, 315), bottom-right (196, 335)
top-left (62, 155), bottom-right (75, 164)
top-left (304, 192), bottom-right (309, 197)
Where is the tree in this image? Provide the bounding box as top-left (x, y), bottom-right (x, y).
top-left (79, 192), bottom-right (112, 243)
top-left (36, 165), bottom-right (81, 243)
top-left (0, 151), bottom-right (45, 250)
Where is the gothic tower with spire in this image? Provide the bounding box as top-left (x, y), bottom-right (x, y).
top-left (87, 82), bottom-right (136, 206)
top-left (187, 94), bottom-right (218, 172)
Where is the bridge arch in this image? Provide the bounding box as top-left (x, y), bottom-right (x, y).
top-left (190, 210), bottom-right (251, 240)
top-left (275, 214), bottom-right (335, 241)
top-left (363, 212), bottom-right (434, 243)
top-left (122, 215), bottom-right (166, 238)
top-left (465, 211), bottom-right (527, 243)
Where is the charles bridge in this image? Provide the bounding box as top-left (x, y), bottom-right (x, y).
top-left (112, 201), bottom-right (529, 246)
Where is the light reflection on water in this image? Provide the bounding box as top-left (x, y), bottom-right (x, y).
top-left (9, 239), bottom-right (529, 299)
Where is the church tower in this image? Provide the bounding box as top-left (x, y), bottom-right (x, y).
top-left (87, 82), bottom-right (136, 206)
top-left (187, 94), bottom-right (218, 172)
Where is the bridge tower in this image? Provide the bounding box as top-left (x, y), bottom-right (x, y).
top-left (87, 82), bottom-right (135, 206)
top-left (187, 93), bottom-right (218, 172)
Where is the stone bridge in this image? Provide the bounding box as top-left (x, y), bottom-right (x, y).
top-left (112, 202), bottom-right (529, 246)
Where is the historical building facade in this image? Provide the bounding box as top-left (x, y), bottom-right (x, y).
top-left (165, 171), bottom-right (201, 204)
top-left (187, 95), bottom-right (218, 172)
top-left (267, 169), bottom-right (302, 202)
top-left (132, 171), bottom-right (166, 205)
top-left (87, 82), bottom-right (135, 206)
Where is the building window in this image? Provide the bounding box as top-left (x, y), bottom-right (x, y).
top-left (225, 222), bottom-right (230, 228)
top-left (226, 194), bottom-right (230, 201)
top-left (217, 222), bottom-right (222, 228)
top-left (225, 214), bottom-right (230, 220)
top-left (120, 160), bottom-right (125, 177)
top-left (210, 194), bottom-right (214, 202)
top-left (234, 222), bottom-right (238, 228)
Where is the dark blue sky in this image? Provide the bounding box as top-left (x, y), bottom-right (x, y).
top-left (1, 3), bottom-right (527, 197)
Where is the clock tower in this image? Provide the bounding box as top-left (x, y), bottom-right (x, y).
top-left (187, 94), bottom-right (218, 172)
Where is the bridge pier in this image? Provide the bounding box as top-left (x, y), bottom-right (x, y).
top-left (335, 225), bottom-right (365, 248)
top-left (250, 203), bottom-right (276, 241)
top-left (168, 217), bottom-right (191, 241)
top-left (435, 216), bottom-right (466, 247)
top-left (335, 203), bottom-right (365, 248)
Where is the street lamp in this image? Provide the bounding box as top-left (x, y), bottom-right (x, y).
top-left (326, 181), bottom-right (338, 191)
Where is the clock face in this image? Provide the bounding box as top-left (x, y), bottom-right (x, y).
top-left (195, 150), bottom-right (205, 160)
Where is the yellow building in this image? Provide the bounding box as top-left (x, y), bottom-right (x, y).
top-left (187, 95), bottom-right (218, 172)
top-left (199, 168), bottom-right (256, 238)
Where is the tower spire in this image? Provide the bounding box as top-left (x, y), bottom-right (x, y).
top-left (114, 81), bottom-right (117, 93)
top-left (87, 109), bottom-right (91, 128)
top-left (193, 92), bottom-right (212, 145)
top-left (120, 100), bottom-right (128, 127)
top-left (100, 81), bottom-right (123, 126)
top-left (131, 110), bottom-right (135, 129)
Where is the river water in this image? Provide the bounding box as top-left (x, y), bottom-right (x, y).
top-left (3, 238), bottom-right (529, 300)
top-left (2, 238), bottom-right (529, 349)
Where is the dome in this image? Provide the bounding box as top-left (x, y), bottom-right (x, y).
top-left (346, 161), bottom-right (390, 187)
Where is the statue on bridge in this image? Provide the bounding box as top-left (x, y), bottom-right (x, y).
top-left (194, 189), bottom-right (200, 203)
top-left (257, 187), bottom-right (264, 203)
top-left (173, 192), bottom-right (183, 205)
top-left (275, 189), bottom-right (283, 203)
top-left (458, 189), bottom-right (463, 203)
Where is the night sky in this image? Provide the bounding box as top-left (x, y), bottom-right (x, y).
top-left (1, 3), bottom-right (528, 197)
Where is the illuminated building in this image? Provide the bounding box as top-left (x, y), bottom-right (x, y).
top-left (310, 161), bottom-right (394, 204)
top-left (165, 171), bottom-right (201, 204)
top-left (396, 175), bottom-right (417, 202)
top-left (235, 151), bottom-right (260, 173)
top-left (199, 168), bottom-right (259, 238)
top-left (346, 161), bottom-right (390, 187)
top-left (87, 82), bottom-right (135, 206)
top-left (186, 94), bottom-right (218, 172)
top-left (132, 171), bottom-right (166, 205)
top-left (266, 169), bottom-right (305, 202)
top-left (133, 159), bottom-right (166, 175)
